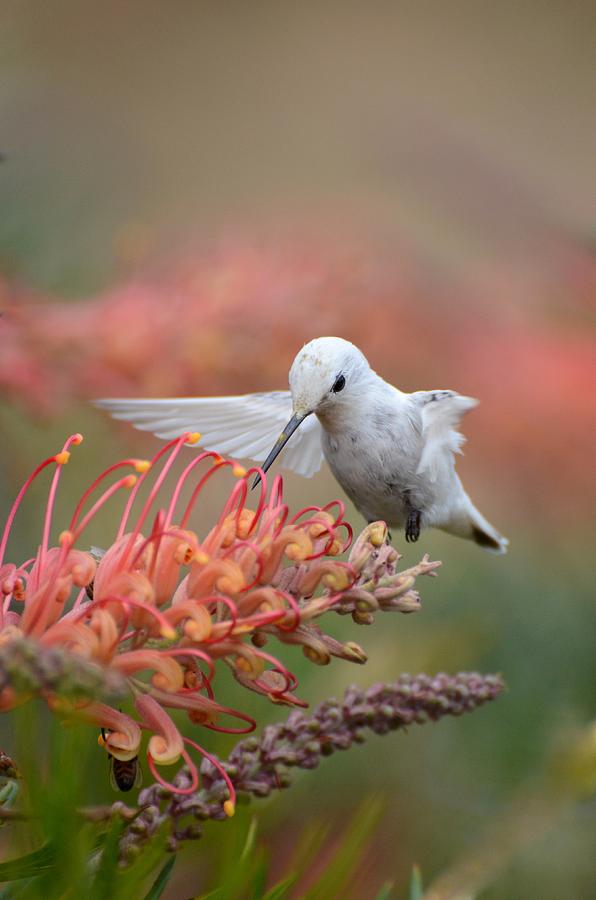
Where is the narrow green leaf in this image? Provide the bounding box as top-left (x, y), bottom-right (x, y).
top-left (89, 816), bottom-right (126, 900)
top-left (142, 855), bottom-right (177, 900)
top-left (304, 796), bottom-right (384, 900)
top-left (0, 878), bottom-right (37, 899)
top-left (248, 851), bottom-right (269, 900)
top-left (409, 865), bottom-right (423, 900)
top-left (289, 821), bottom-right (330, 877)
top-left (373, 881), bottom-right (395, 900)
top-left (240, 817), bottom-right (258, 863)
top-left (261, 873), bottom-right (298, 900)
top-left (0, 843), bottom-right (56, 881)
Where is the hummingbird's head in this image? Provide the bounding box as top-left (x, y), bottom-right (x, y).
top-left (252, 338), bottom-right (372, 488)
top-left (288, 336), bottom-right (371, 418)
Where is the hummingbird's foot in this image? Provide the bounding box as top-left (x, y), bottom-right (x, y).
top-left (405, 509), bottom-right (421, 543)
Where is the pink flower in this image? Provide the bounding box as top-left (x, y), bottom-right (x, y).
top-left (0, 431), bottom-right (374, 813)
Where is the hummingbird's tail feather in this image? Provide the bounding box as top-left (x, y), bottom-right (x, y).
top-left (441, 493), bottom-right (509, 554)
top-left (467, 505), bottom-right (509, 555)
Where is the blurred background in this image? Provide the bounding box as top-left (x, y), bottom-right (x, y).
top-left (1, 2), bottom-right (595, 897)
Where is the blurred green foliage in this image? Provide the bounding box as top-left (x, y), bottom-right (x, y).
top-left (1, 3), bottom-right (595, 896)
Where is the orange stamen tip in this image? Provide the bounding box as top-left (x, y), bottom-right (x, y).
top-left (71, 434), bottom-right (84, 445)
top-left (223, 800), bottom-right (235, 817)
top-left (97, 734), bottom-right (106, 747)
top-left (59, 530), bottom-right (74, 546)
top-left (160, 625), bottom-right (177, 641)
top-left (54, 451), bottom-right (70, 465)
top-left (123, 475), bottom-right (138, 489)
top-left (133, 459), bottom-right (151, 473)
top-left (186, 432), bottom-right (201, 445)
top-left (232, 464), bottom-right (247, 477)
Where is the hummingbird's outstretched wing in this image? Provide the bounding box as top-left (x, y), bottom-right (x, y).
top-left (94, 392), bottom-right (325, 478)
top-left (413, 391), bottom-right (479, 482)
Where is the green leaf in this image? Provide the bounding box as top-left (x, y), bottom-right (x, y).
top-left (261, 873), bottom-right (298, 900)
top-left (373, 881), bottom-right (395, 900)
top-left (89, 817), bottom-right (127, 900)
top-left (240, 817), bottom-right (259, 863)
top-left (409, 865), bottom-right (423, 900)
top-left (0, 878), bottom-right (38, 899)
top-left (248, 851), bottom-right (269, 900)
top-left (304, 796), bottom-right (385, 900)
top-left (0, 843), bottom-right (56, 881)
top-left (142, 855), bottom-right (177, 900)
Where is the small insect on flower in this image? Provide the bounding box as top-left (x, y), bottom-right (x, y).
top-left (100, 728), bottom-right (142, 793)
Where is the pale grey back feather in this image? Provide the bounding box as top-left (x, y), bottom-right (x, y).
top-left (93, 393), bottom-right (325, 478)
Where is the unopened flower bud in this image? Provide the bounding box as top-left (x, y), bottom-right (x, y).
top-left (352, 610), bottom-right (375, 625)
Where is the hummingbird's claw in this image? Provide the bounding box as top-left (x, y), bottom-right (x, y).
top-left (405, 509), bottom-right (421, 543)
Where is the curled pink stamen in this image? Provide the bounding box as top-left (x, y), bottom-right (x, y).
top-left (184, 735), bottom-right (236, 815)
top-left (199, 595), bottom-right (238, 643)
top-left (164, 647), bottom-right (215, 684)
top-left (73, 595), bottom-right (176, 641)
top-left (147, 746), bottom-right (199, 796)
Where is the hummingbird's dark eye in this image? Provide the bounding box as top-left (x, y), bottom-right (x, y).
top-left (332, 374), bottom-right (346, 393)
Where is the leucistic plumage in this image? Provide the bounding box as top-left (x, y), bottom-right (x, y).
top-left (95, 337), bottom-right (508, 553)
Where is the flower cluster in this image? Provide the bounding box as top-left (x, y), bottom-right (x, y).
top-left (113, 672), bottom-right (504, 859)
top-left (0, 433), bottom-right (439, 815)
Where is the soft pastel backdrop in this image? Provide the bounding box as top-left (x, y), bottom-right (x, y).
top-left (1, 3), bottom-right (595, 897)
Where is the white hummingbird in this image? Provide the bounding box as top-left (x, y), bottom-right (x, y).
top-left (95, 336), bottom-right (508, 553)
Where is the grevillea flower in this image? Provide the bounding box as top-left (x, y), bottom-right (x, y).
top-left (0, 432), bottom-right (439, 815)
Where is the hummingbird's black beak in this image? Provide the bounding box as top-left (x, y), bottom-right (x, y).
top-left (252, 412), bottom-right (307, 488)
